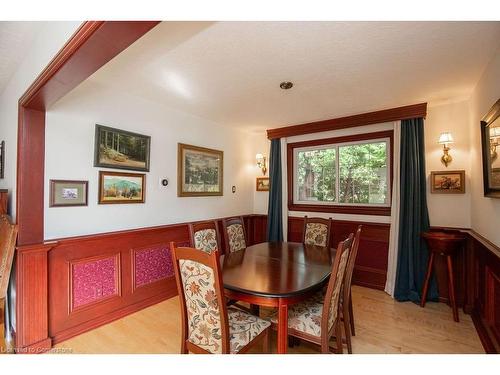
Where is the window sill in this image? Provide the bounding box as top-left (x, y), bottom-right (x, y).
top-left (288, 203), bottom-right (391, 216)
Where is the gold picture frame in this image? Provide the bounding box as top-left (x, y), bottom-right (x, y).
top-left (98, 171), bottom-right (146, 204)
top-left (177, 143), bottom-right (223, 197)
top-left (256, 177), bottom-right (270, 191)
top-left (430, 170), bottom-right (465, 194)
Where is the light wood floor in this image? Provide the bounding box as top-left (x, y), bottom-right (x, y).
top-left (53, 286), bottom-right (484, 354)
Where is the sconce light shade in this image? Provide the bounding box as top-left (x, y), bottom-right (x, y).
top-left (438, 132), bottom-right (454, 145)
top-left (255, 153), bottom-right (267, 176)
top-left (490, 127), bottom-right (500, 138)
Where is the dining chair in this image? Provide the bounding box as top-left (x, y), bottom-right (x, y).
top-left (269, 233), bottom-right (354, 354)
top-left (170, 242), bottom-right (271, 354)
top-left (340, 225), bottom-right (362, 354)
top-left (302, 216), bottom-right (332, 248)
top-left (222, 216), bottom-right (247, 253)
top-left (189, 220), bottom-right (222, 253)
top-left (0, 214), bottom-right (18, 355)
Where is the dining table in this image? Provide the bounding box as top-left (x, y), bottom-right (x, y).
top-left (221, 241), bottom-right (335, 354)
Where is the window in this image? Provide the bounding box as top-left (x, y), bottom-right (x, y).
top-left (289, 131), bottom-right (392, 215)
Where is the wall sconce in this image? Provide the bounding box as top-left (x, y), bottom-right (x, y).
top-left (438, 132), bottom-right (454, 167)
top-left (489, 127), bottom-right (500, 161)
top-left (255, 153), bottom-right (267, 176)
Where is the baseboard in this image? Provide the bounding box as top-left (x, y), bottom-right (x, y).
top-left (15, 337), bottom-right (52, 354)
top-left (470, 309), bottom-right (498, 354)
top-left (51, 290), bottom-right (177, 346)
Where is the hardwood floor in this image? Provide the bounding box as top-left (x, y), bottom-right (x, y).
top-left (52, 286), bottom-right (484, 354)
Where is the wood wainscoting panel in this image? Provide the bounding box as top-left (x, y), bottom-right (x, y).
top-left (47, 215), bottom-right (267, 346)
top-left (288, 216), bottom-right (390, 290)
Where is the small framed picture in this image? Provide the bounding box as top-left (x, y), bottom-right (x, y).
top-left (94, 124), bottom-right (151, 172)
top-left (50, 180), bottom-right (88, 207)
top-left (256, 177), bottom-right (270, 192)
top-left (99, 171), bottom-right (146, 204)
top-left (430, 170), bottom-right (465, 194)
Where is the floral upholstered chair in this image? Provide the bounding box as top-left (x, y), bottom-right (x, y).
top-left (303, 216), bottom-right (332, 248)
top-left (189, 220), bottom-right (221, 253)
top-left (269, 233), bottom-right (354, 354)
top-left (340, 225), bottom-right (362, 354)
top-left (170, 242), bottom-right (271, 354)
top-left (222, 217), bottom-right (247, 253)
top-left (0, 215), bottom-right (18, 354)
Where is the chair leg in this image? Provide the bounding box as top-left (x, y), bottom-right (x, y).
top-left (335, 321), bottom-right (343, 354)
top-left (447, 255), bottom-right (459, 322)
top-left (420, 252), bottom-right (435, 308)
top-left (262, 329), bottom-right (270, 353)
top-left (348, 292), bottom-right (355, 337)
top-left (181, 339), bottom-right (188, 354)
top-left (0, 297), bottom-right (6, 355)
top-left (343, 302), bottom-right (353, 354)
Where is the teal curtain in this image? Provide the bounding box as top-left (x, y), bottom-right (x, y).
top-left (394, 118), bottom-right (438, 303)
top-left (267, 139), bottom-right (283, 241)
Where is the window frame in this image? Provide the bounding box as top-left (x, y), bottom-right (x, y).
top-left (287, 130), bottom-right (394, 216)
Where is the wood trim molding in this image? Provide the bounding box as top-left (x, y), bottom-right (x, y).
top-left (267, 102), bottom-right (427, 139)
top-left (14, 21), bottom-right (160, 353)
top-left (287, 130), bottom-right (394, 216)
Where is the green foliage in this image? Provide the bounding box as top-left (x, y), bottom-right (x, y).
top-left (297, 141), bottom-right (387, 204)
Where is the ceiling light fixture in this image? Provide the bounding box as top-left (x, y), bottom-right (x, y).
top-left (279, 81), bottom-right (293, 90)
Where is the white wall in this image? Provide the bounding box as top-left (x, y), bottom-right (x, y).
top-left (469, 48), bottom-right (500, 246)
top-left (250, 132), bottom-right (270, 214)
top-left (44, 80), bottom-right (256, 239)
top-left (425, 100), bottom-right (472, 228)
top-left (0, 22), bottom-right (81, 218)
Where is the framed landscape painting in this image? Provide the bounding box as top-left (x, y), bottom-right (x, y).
top-left (256, 177), bottom-right (270, 191)
top-left (430, 170), bottom-right (465, 194)
top-left (99, 171), bottom-right (146, 204)
top-left (49, 180), bottom-right (88, 207)
top-left (178, 143), bottom-right (223, 197)
top-left (94, 125), bottom-right (151, 172)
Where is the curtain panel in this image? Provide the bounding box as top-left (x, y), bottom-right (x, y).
top-left (267, 138), bottom-right (283, 241)
top-left (394, 117), bottom-right (438, 303)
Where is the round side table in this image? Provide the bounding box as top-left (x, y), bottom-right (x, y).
top-left (420, 231), bottom-right (467, 322)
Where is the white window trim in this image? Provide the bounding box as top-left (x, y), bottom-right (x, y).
top-left (293, 137), bottom-right (391, 207)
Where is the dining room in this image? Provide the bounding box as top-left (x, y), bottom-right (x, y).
top-left (1, 7), bottom-right (500, 368)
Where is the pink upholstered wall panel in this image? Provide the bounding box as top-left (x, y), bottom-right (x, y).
top-left (134, 244), bottom-right (176, 288)
top-left (72, 256), bottom-right (119, 309)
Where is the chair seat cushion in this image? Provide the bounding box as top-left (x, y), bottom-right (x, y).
top-left (228, 307), bottom-right (270, 353)
top-left (269, 291), bottom-right (325, 337)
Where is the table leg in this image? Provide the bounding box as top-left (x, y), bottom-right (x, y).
top-left (277, 300), bottom-right (288, 354)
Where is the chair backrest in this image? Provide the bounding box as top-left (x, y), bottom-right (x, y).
top-left (342, 225), bottom-right (362, 304)
top-left (222, 216), bottom-right (247, 253)
top-left (302, 216), bottom-right (332, 248)
top-left (170, 242), bottom-right (230, 354)
top-left (0, 214), bottom-right (18, 299)
top-left (321, 233), bottom-right (354, 343)
top-left (189, 220), bottom-right (221, 253)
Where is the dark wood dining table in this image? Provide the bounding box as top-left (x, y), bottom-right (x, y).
top-left (221, 241), bottom-right (335, 354)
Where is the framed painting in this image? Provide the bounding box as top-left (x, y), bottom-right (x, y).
top-left (49, 180), bottom-right (88, 207)
top-left (0, 140), bottom-right (4, 179)
top-left (256, 177), bottom-right (270, 191)
top-left (94, 124), bottom-right (151, 172)
top-left (98, 171), bottom-right (146, 204)
top-left (430, 170), bottom-right (465, 194)
top-left (178, 143), bottom-right (223, 197)
top-left (480, 98), bottom-right (500, 198)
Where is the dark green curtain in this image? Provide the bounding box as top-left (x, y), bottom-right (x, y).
top-left (394, 118), bottom-right (438, 303)
top-left (267, 139), bottom-right (283, 242)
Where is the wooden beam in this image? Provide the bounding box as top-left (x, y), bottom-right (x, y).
top-left (267, 102), bottom-right (427, 139)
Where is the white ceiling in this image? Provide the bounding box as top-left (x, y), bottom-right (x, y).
top-left (87, 21), bottom-right (500, 133)
top-left (0, 21), bottom-right (48, 95)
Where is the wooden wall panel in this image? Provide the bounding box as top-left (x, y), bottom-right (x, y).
top-left (47, 214), bottom-right (267, 345)
top-left (288, 216), bottom-right (390, 290)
